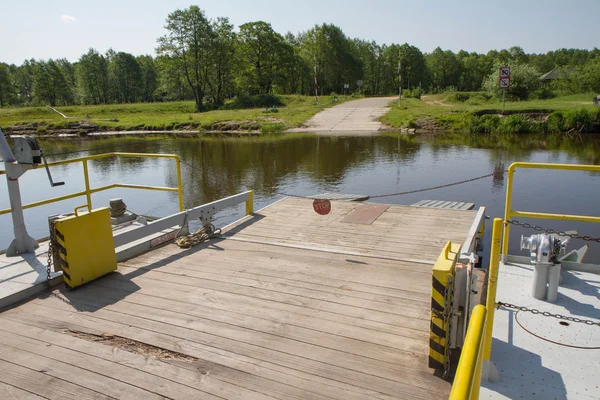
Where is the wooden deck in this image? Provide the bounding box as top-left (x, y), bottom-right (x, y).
top-left (0, 198), bottom-right (479, 400)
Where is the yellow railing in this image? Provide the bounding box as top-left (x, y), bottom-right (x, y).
top-left (449, 305), bottom-right (487, 400)
top-left (0, 152), bottom-right (184, 216)
top-left (502, 162), bottom-right (600, 255)
top-left (449, 218), bottom-right (502, 400)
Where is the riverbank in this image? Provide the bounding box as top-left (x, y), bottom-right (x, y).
top-left (381, 92), bottom-right (600, 134)
top-left (0, 95), bottom-right (347, 136)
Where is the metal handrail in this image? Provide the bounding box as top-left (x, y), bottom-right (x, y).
top-left (0, 152), bottom-right (184, 216)
top-left (449, 305), bottom-right (487, 400)
top-left (502, 162), bottom-right (600, 255)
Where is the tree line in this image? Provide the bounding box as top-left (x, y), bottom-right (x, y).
top-left (0, 5), bottom-right (599, 109)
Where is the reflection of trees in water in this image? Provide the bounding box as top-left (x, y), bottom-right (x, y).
top-left (163, 136), bottom-right (421, 205)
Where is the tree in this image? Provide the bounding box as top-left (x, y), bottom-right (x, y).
top-left (109, 51), bottom-right (143, 103)
top-left (483, 63), bottom-right (541, 100)
top-left (76, 48), bottom-right (109, 104)
top-left (570, 58), bottom-right (600, 93)
top-left (157, 6), bottom-right (214, 111)
top-left (0, 63), bottom-right (14, 107)
top-left (31, 59), bottom-right (75, 106)
top-left (426, 47), bottom-right (462, 91)
top-left (238, 21), bottom-right (291, 94)
top-left (207, 17), bottom-right (235, 104)
top-left (137, 55), bottom-right (158, 102)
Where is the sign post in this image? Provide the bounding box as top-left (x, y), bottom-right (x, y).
top-left (398, 61), bottom-right (402, 105)
top-left (499, 66), bottom-right (510, 111)
top-left (357, 80), bottom-right (363, 96)
top-left (314, 64), bottom-right (319, 104)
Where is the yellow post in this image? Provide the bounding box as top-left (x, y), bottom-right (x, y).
top-left (82, 160), bottom-right (93, 211)
top-left (483, 218), bottom-right (502, 361)
top-left (175, 157), bottom-right (184, 212)
top-left (449, 305), bottom-right (487, 400)
top-left (502, 166), bottom-right (515, 255)
top-left (471, 328), bottom-right (485, 400)
top-left (245, 190), bottom-right (254, 215)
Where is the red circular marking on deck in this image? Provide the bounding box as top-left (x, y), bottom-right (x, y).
top-left (313, 199), bottom-right (331, 215)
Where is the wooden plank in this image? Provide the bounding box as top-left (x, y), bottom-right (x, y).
top-left (0, 329), bottom-right (261, 400)
top-left (309, 193), bottom-right (370, 201)
top-left (340, 203), bottom-right (390, 224)
top-left (0, 358), bottom-right (111, 400)
top-left (3, 304), bottom-right (448, 399)
top-left (0, 383), bottom-right (45, 400)
top-left (0, 319), bottom-right (327, 400)
top-left (0, 341), bottom-right (166, 400)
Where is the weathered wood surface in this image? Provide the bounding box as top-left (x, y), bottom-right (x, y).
top-left (0, 198), bottom-right (478, 399)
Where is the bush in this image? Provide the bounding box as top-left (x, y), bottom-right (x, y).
top-left (450, 93), bottom-right (471, 102)
top-left (260, 122), bottom-right (286, 133)
top-left (564, 108), bottom-right (595, 132)
top-left (226, 94), bottom-right (284, 110)
top-left (403, 87), bottom-right (422, 99)
top-left (497, 114), bottom-right (531, 133)
top-left (546, 112), bottom-right (565, 132)
top-left (533, 87), bottom-right (556, 100)
top-left (468, 114), bottom-right (500, 134)
top-left (483, 63), bottom-right (541, 101)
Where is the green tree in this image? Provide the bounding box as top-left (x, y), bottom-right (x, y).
top-left (76, 48), bottom-right (109, 104)
top-left (238, 21), bottom-right (291, 94)
top-left (483, 63), bottom-right (541, 100)
top-left (0, 63), bottom-right (14, 107)
top-left (31, 59), bottom-right (75, 106)
top-left (207, 17), bottom-right (235, 104)
top-left (426, 47), bottom-right (462, 91)
top-left (137, 55), bottom-right (158, 102)
top-left (108, 51), bottom-right (143, 103)
top-left (157, 6), bottom-right (214, 111)
top-left (570, 58), bottom-right (600, 93)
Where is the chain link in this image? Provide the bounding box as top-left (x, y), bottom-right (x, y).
top-left (497, 301), bottom-right (600, 327)
top-left (507, 219), bottom-right (600, 243)
top-left (46, 221), bottom-right (55, 281)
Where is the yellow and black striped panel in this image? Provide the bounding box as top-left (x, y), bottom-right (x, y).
top-left (429, 241), bottom-right (460, 370)
top-left (54, 228), bottom-right (72, 285)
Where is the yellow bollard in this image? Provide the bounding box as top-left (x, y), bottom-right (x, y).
top-left (245, 191), bottom-right (254, 215)
top-left (483, 218), bottom-right (502, 361)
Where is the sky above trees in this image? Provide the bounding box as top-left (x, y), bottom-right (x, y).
top-left (1, 0), bottom-right (599, 65)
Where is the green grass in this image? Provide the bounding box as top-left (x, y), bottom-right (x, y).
top-left (0, 95), bottom-right (348, 134)
top-left (380, 92), bottom-right (600, 133)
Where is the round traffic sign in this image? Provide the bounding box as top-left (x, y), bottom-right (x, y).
top-left (313, 199), bottom-right (331, 215)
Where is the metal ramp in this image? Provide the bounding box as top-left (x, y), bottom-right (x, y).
top-left (411, 199), bottom-right (475, 210)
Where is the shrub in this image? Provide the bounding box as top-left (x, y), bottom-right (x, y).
top-left (533, 87), bottom-right (556, 100)
top-left (483, 63), bottom-right (541, 101)
top-left (226, 94), bottom-right (284, 109)
top-left (403, 87), bottom-right (422, 99)
top-left (260, 122), bottom-right (286, 133)
top-left (497, 114), bottom-right (531, 133)
top-left (564, 108), bottom-right (595, 132)
top-left (546, 112), bottom-right (565, 132)
top-left (468, 114), bottom-right (500, 134)
top-left (450, 93), bottom-right (470, 102)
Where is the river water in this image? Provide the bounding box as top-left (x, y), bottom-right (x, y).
top-left (2, 133), bottom-right (600, 263)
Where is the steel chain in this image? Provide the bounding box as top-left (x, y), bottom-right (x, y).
top-left (497, 301), bottom-right (600, 327)
top-left (46, 221), bottom-right (55, 281)
top-left (507, 220), bottom-right (600, 243)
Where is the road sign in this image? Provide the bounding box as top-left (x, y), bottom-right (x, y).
top-left (356, 80), bottom-right (363, 88)
top-left (313, 199), bottom-right (331, 215)
top-left (499, 78), bottom-right (510, 89)
top-left (499, 66), bottom-right (510, 78)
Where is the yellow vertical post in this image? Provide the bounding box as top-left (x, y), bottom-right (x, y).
top-left (175, 157), bottom-right (184, 212)
top-left (502, 166), bottom-right (515, 255)
top-left (449, 305), bottom-right (487, 400)
top-left (471, 328), bottom-right (485, 400)
top-left (483, 218), bottom-right (502, 361)
top-left (82, 160), bottom-right (92, 210)
top-left (245, 190), bottom-right (254, 215)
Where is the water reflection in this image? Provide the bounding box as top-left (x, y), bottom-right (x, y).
top-left (2, 133), bottom-right (600, 262)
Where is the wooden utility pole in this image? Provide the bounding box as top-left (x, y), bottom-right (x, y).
top-left (398, 61), bottom-right (402, 105)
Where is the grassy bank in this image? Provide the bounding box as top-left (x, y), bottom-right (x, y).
top-left (0, 95), bottom-right (345, 135)
top-left (381, 92), bottom-right (600, 134)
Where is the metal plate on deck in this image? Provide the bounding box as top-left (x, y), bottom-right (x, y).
top-left (341, 204), bottom-right (389, 225)
top-left (309, 193), bottom-right (370, 201)
top-left (411, 200), bottom-right (475, 210)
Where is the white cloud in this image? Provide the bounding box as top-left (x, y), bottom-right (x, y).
top-left (60, 15), bottom-right (77, 24)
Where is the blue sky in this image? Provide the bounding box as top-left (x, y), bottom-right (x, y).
top-left (1, 0), bottom-right (599, 65)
